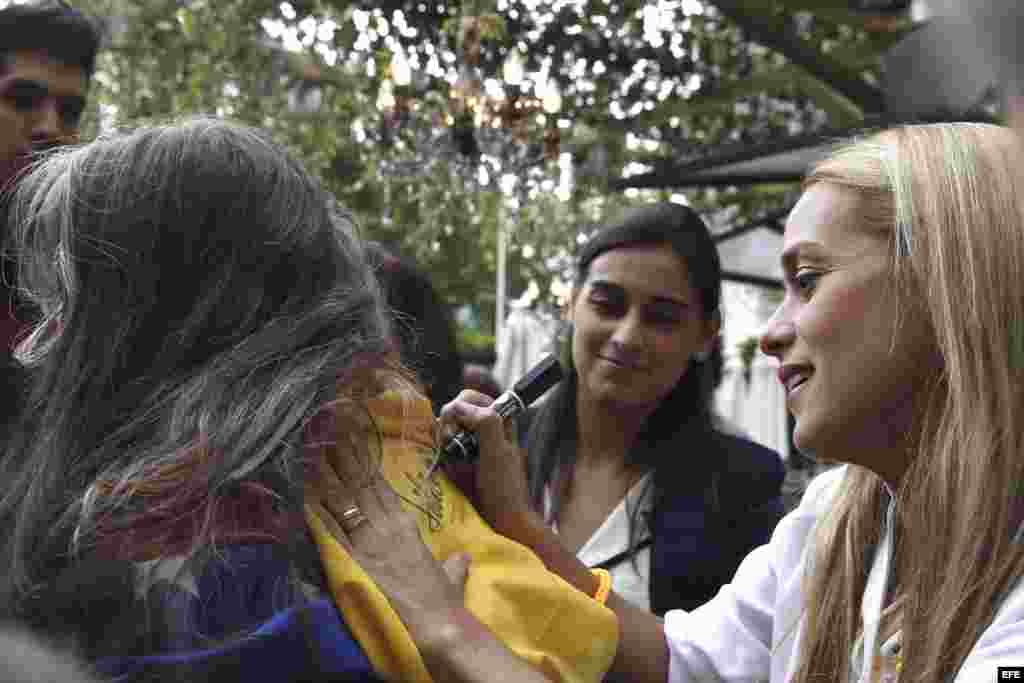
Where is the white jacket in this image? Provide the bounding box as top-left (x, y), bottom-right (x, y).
top-left (664, 466), bottom-right (1024, 682)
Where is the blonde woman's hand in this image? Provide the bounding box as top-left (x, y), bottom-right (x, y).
top-left (437, 390), bottom-right (539, 538)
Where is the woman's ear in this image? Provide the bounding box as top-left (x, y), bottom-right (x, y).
top-left (697, 310), bottom-right (722, 359)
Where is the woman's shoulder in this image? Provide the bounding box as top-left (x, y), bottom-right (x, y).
top-left (712, 431), bottom-right (784, 476)
top-left (644, 428), bottom-right (783, 507)
top-left (789, 464), bottom-right (848, 519)
top-left (957, 568), bottom-right (1024, 680)
top-left (703, 430), bottom-right (786, 504)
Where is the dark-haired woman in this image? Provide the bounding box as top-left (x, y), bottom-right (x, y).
top-left (519, 202), bottom-right (785, 614)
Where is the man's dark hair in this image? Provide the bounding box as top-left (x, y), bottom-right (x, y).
top-left (0, 1), bottom-right (103, 79)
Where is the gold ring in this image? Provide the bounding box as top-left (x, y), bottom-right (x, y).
top-left (338, 504), bottom-right (368, 534)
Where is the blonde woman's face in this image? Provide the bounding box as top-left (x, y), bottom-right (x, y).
top-left (760, 184), bottom-right (936, 484)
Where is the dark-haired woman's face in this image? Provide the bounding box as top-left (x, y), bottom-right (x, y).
top-left (569, 244), bottom-right (717, 411)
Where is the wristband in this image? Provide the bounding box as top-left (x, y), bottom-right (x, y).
top-left (590, 568), bottom-right (611, 605)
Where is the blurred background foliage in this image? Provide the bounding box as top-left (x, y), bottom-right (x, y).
top-left (69, 0), bottom-right (912, 353)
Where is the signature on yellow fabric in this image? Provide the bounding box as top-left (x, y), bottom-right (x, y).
top-left (307, 390), bottom-right (619, 683)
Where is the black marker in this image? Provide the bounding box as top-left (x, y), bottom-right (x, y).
top-left (440, 354), bottom-right (564, 465)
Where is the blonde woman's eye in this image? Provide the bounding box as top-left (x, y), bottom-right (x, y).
top-left (793, 270), bottom-right (821, 295)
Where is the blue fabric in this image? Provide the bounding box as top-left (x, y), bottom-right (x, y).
top-left (93, 545), bottom-right (376, 682)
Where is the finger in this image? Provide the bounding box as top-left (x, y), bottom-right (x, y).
top-left (439, 395), bottom-right (496, 431)
top-left (304, 398), bottom-right (377, 488)
top-left (311, 451), bottom-right (352, 504)
top-left (441, 552), bottom-right (472, 593)
top-left (437, 390), bottom-right (497, 426)
top-left (316, 451), bottom-right (382, 537)
top-left (304, 403), bottom-right (369, 499)
top-left (305, 501), bottom-right (354, 552)
top-left (325, 423), bottom-right (377, 490)
top-left (456, 389), bottom-right (495, 407)
top-left (318, 439), bottom-right (417, 541)
top-left (445, 399), bottom-right (507, 449)
top-left (304, 409), bottom-right (342, 491)
top-left (433, 414), bottom-right (457, 444)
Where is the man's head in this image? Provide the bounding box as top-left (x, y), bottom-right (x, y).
top-left (0, 1), bottom-right (102, 188)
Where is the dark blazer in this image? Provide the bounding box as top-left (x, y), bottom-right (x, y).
top-left (647, 430), bottom-right (785, 615)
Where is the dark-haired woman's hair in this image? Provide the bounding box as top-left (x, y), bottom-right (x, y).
top-left (366, 243), bottom-right (464, 415)
top-left (0, 117), bottom-right (401, 667)
top-left (525, 202), bottom-right (723, 549)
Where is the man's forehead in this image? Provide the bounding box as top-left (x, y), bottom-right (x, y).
top-left (1, 49), bottom-right (88, 97)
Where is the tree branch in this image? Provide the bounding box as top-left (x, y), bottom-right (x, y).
top-left (708, 0), bottom-right (885, 113)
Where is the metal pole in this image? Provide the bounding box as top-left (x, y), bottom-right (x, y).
top-left (495, 209), bottom-right (508, 352)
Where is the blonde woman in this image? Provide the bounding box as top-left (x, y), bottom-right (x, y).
top-left (317, 122), bottom-right (1024, 682)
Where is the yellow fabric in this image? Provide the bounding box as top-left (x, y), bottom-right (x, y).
top-left (306, 390), bottom-right (619, 683)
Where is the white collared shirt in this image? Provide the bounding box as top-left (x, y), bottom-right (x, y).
top-left (545, 473), bottom-right (654, 612)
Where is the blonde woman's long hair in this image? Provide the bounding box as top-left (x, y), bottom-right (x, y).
top-left (792, 123), bottom-right (1024, 682)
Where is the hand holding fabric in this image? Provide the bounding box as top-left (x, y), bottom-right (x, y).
top-left (306, 389), bottom-right (618, 683)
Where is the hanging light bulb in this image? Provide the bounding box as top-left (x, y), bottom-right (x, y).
top-left (391, 48), bottom-right (412, 87)
top-left (541, 79), bottom-right (562, 114)
top-left (502, 48), bottom-right (524, 86)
